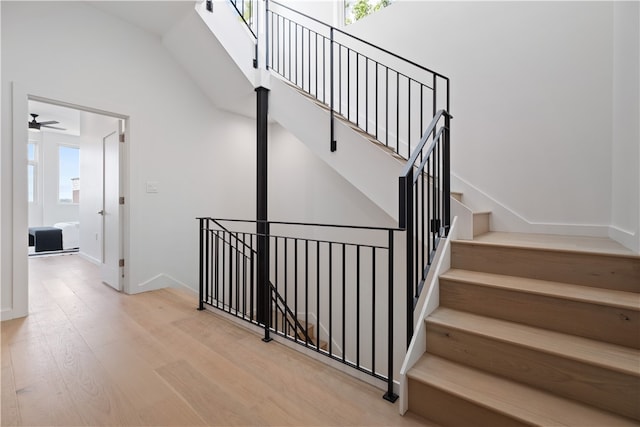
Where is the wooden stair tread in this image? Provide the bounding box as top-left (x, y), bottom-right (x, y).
top-left (427, 308), bottom-right (640, 376)
top-left (453, 238), bottom-right (640, 259)
top-left (408, 355), bottom-right (638, 427)
top-left (440, 269), bottom-right (640, 310)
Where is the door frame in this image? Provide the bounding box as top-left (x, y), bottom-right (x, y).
top-left (7, 82), bottom-right (130, 319)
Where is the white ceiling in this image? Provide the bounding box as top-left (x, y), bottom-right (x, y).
top-left (29, 100), bottom-right (82, 136)
top-left (88, 1), bottom-right (196, 38)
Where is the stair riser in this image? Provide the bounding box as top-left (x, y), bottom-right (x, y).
top-left (425, 323), bottom-right (640, 420)
top-left (451, 243), bottom-right (640, 292)
top-left (408, 379), bottom-right (530, 427)
top-left (472, 212), bottom-right (490, 237)
top-left (440, 279), bottom-right (640, 349)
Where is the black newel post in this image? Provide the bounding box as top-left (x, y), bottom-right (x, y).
top-left (256, 86), bottom-right (272, 342)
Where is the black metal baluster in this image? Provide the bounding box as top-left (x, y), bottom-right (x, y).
top-left (328, 243), bottom-right (333, 354)
top-left (432, 74), bottom-right (436, 120)
top-left (396, 72), bottom-right (400, 156)
top-left (341, 243), bottom-right (346, 362)
top-left (420, 85), bottom-right (424, 140)
top-left (222, 231), bottom-right (226, 310)
top-left (365, 59), bottom-right (369, 133)
top-left (204, 223), bottom-right (209, 307)
top-left (235, 238), bottom-right (240, 315)
top-left (408, 78), bottom-right (411, 156)
top-left (284, 237), bottom-right (288, 333)
top-left (198, 219), bottom-right (204, 310)
top-left (250, 234), bottom-right (254, 321)
top-left (383, 230), bottom-right (397, 402)
top-left (356, 53), bottom-right (359, 127)
top-left (215, 230), bottom-right (220, 306)
top-left (427, 157), bottom-right (432, 267)
top-left (288, 20), bottom-right (292, 80)
top-left (371, 246), bottom-right (376, 375)
top-left (242, 233), bottom-right (247, 317)
top-left (308, 29), bottom-right (311, 94)
top-left (316, 240), bottom-right (320, 351)
top-left (421, 165), bottom-right (425, 280)
top-left (305, 240), bottom-right (309, 346)
top-left (338, 44), bottom-right (342, 116)
top-left (294, 238), bottom-right (299, 340)
top-left (347, 48), bottom-right (350, 120)
top-left (323, 36), bottom-right (326, 104)
top-left (356, 245), bottom-right (361, 368)
top-left (228, 232), bottom-right (233, 313)
top-left (385, 67), bottom-right (389, 148)
top-left (375, 62), bottom-right (378, 140)
top-left (275, 236), bottom-right (279, 332)
top-left (414, 177), bottom-right (419, 294)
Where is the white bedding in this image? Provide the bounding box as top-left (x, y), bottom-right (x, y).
top-left (54, 222), bottom-right (80, 250)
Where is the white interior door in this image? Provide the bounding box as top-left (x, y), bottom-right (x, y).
top-left (101, 130), bottom-right (122, 290)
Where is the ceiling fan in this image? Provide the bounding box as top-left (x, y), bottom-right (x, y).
top-left (28, 113), bottom-right (66, 131)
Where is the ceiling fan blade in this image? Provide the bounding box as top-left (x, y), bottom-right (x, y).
top-left (38, 120), bottom-right (59, 126)
top-left (42, 125), bottom-right (67, 131)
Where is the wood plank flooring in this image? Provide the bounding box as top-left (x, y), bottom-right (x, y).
top-left (1, 254), bottom-right (433, 426)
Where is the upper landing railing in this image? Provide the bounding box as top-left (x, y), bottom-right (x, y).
top-left (266, 0), bottom-right (449, 157)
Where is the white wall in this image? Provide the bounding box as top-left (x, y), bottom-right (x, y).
top-left (344, 1), bottom-right (622, 239)
top-left (611, 1), bottom-right (640, 252)
top-left (270, 122), bottom-right (395, 227)
top-left (1, 1), bottom-right (257, 319)
top-left (79, 112), bottom-right (120, 264)
top-left (275, 0), bottom-right (338, 27)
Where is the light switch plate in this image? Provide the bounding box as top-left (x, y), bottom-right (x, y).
top-left (146, 181), bottom-right (159, 193)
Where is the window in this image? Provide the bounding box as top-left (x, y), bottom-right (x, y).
top-left (58, 145), bottom-right (80, 204)
top-left (27, 142), bottom-right (37, 203)
top-left (344, 0), bottom-right (391, 25)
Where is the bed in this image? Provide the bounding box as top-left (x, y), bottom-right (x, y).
top-left (29, 222), bottom-right (80, 253)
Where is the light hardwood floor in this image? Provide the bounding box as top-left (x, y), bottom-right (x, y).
top-left (1, 254), bottom-right (433, 426)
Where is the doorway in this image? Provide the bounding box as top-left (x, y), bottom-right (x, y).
top-left (27, 99), bottom-right (125, 291)
top-left (14, 92), bottom-right (129, 317)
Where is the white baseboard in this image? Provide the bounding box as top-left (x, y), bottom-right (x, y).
top-left (609, 226), bottom-right (640, 254)
top-left (136, 273), bottom-right (195, 294)
top-left (1, 307), bottom-right (15, 321)
top-left (452, 173), bottom-right (611, 238)
top-left (78, 252), bottom-right (101, 266)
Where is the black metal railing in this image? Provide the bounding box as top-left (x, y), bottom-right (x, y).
top-left (266, 0), bottom-right (449, 157)
top-left (227, 0), bottom-right (258, 39)
top-left (198, 217), bottom-right (399, 402)
top-left (215, 0), bottom-right (259, 67)
top-left (399, 109), bottom-right (451, 344)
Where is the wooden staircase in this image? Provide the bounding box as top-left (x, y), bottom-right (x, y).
top-left (272, 309), bottom-right (328, 351)
top-left (407, 235), bottom-right (640, 426)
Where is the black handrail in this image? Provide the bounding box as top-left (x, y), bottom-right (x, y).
top-left (205, 217), bottom-right (400, 232)
top-left (398, 110), bottom-right (451, 346)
